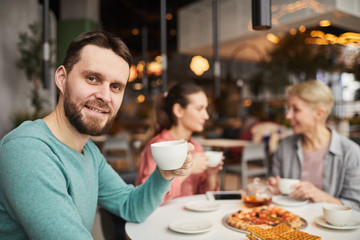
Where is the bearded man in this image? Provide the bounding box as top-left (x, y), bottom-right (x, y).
top-left (0, 30), bottom-right (193, 239)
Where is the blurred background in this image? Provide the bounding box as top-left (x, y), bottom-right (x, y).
top-left (2, 1), bottom-right (360, 239)
top-left (1, 0), bottom-right (360, 155)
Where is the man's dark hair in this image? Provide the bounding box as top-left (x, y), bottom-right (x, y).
top-left (62, 30), bottom-right (133, 74)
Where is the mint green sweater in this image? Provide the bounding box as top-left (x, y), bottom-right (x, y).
top-left (0, 120), bottom-right (171, 239)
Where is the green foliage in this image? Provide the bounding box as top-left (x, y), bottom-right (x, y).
top-left (16, 22), bottom-right (43, 83)
top-left (15, 22), bottom-right (53, 121)
top-left (250, 29), bottom-right (344, 95)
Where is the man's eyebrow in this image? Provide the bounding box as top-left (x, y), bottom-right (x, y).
top-left (82, 70), bottom-right (126, 87)
top-left (82, 70), bottom-right (105, 80)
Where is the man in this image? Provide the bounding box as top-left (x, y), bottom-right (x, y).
top-left (0, 30), bottom-right (193, 239)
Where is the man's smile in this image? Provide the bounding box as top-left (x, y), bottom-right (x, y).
top-left (85, 105), bottom-right (109, 114)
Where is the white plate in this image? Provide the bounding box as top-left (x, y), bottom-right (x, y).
top-left (184, 200), bottom-right (220, 212)
top-left (272, 195), bottom-right (308, 207)
top-left (315, 216), bottom-right (360, 230)
top-left (169, 219), bottom-right (212, 234)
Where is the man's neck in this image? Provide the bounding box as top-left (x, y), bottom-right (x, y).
top-left (43, 105), bottom-right (89, 153)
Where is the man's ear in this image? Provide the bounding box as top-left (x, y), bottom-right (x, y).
top-left (55, 66), bottom-right (67, 94)
top-left (172, 103), bottom-right (184, 118)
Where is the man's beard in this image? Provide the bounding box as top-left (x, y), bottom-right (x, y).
top-left (64, 89), bottom-right (116, 136)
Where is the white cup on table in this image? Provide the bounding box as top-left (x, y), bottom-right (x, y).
top-left (323, 204), bottom-right (352, 226)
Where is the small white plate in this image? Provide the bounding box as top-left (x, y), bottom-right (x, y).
top-left (184, 200), bottom-right (220, 212)
top-left (315, 216), bottom-right (360, 230)
top-left (272, 195), bottom-right (308, 207)
top-left (169, 219), bottom-right (212, 234)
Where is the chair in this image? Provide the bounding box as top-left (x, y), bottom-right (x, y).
top-left (101, 133), bottom-right (139, 239)
top-left (99, 171), bottom-right (138, 240)
top-left (103, 133), bottom-right (135, 172)
top-left (220, 142), bottom-right (269, 190)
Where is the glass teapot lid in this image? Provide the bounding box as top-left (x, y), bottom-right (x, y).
top-left (246, 177), bottom-right (271, 195)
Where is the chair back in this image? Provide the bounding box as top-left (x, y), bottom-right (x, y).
top-left (242, 142), bottom-right (267, 162)
top-left (103, 133), bottom-right (134, 172)
top-left (241, 142), bottom-right (268, 189)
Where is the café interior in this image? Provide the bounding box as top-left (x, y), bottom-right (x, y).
top-left (1, 0), bottom-right (360, 239)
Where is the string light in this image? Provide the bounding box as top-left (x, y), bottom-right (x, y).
top-left (137, 94), bottom-right (145, 103)
top-left (319, 20), bottom-right (331, 27)
top-left (266, 33), bottom-right (280, 44)
top-left (190, 56), bottom-right (209, 76)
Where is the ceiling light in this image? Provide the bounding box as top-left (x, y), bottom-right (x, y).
top-left (266, 33), bottom-right (280, 44)
top-left (131, 28), bottom-right (140, 36)
top-left (169, 29), bottom-right (177, 36)
top-left (319, 20), bottom-right (331, 27)
top-left (137, 94), bottom-right (145, 103)
top-left (190, 56), bottom-right (209, 76)
top-left (128, 65), bottom-right (138, 82)
top-left (166, 13), bottom-right (173, 20)
top-left (299, 25), bottom-right (306, 32)
top-left (290, 28), bottom-right (297, 35)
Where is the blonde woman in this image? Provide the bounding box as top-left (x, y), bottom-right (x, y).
top-left (268, 80), bottom-right (360, 210)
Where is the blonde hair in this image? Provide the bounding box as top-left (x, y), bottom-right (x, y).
top-left (285, 80), bottom-right (334, 121)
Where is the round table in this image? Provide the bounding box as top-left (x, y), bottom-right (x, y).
top-left (125, 194), bottom-right (360, 240)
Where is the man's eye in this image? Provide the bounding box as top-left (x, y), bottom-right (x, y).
top-left (111, 83), bottom-right (122, 92)
top-left (87, 76), bottom-right (97, 82)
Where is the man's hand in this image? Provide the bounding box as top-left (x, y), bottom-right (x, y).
top-left (158, 142), bottom-right (194, 180)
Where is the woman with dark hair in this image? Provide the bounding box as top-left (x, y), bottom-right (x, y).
top-left (136, 82), bottom-right (223, 203)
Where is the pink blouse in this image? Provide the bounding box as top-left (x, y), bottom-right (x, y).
top-left (301, 142), bottom-right (330, 189)
top-left (135, 129), bottom-right (215, 204)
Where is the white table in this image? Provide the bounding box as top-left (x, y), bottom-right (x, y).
top-left (198, 138), bottom-right (249, 148)
top-left (125, 194), bottom-right (360, 240)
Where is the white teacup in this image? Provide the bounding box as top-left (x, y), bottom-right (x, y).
top-left (278, 178), bottom-right (300, 195)
top-left (205, 151), bottom-right (223, 167)
top-left (150, 140), bottom-right (188, 170)
top-left (323, 204), bottom-right (352, 226)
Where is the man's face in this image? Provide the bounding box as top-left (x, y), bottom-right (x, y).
top-left (62, 45), bottom-right (130, 136)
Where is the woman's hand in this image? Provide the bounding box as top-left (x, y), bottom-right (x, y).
top-left (206, 153), bottom-right (224, 175)
top-left (191, 152), bottom-right (209, 174)
top-left (290, 181), bottom-right (342, 204)
top-left (266, 176), bottom-right (281, 195)
top-left (158, 142), bottom-right (195, 180)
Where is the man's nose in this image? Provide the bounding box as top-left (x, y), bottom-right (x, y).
top-left (95, 84), bottom-right (111, 102)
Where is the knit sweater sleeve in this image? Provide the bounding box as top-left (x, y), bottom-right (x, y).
top-left (97, 154), bottom-right (172, 222)
top-left (0, 137), bottom-right (93, 240)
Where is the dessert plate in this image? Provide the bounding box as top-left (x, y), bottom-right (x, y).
top-left (272, 195), bottom-right (308, 207)
top-left (185, 200), bottom-right (220, 212)
top-left (169, 218), bottom-right (212, 234)
top-left (315, 216), bottom-right (360, 230)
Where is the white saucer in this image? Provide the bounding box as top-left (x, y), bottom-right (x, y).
top-left (315, 216), bottom-right (360, 230)
top-left (169, 218), bottom-right (212, 234)
top-left (272, 195), bottom-right (308, 207)
top-left (184, 200), bottom-right (220, 212)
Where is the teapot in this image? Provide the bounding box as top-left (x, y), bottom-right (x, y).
top-left (242, 178), bottom-right (273, 207)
